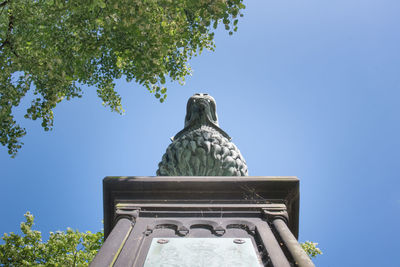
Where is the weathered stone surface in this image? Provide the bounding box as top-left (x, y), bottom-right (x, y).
top-left (92, 176), bottom-right (304, 267)
top-left (157, 93), bottom-right (248, 176)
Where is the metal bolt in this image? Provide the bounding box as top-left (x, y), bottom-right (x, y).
top-left (157, 239), bottom-right (169, 244)
top-left (233, 239), bottom-right (245, 244)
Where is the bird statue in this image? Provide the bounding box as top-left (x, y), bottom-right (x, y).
top-left (156, 93), bottom-right (248, 176)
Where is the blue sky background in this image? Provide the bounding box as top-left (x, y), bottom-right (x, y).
top-left (1, 1), bottom-right (400, 266)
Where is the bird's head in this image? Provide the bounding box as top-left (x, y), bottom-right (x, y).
top-left (184, 93), bottom-right (218, 128)
top-left (171, 93), bottom-right (231, 141)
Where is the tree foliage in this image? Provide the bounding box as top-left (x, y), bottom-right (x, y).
top-left (301, 241), bottom-right (323, 259)
top-left (0, 212), bottom-right (103, 266)
top-left (1, 212), bottom-right (322, 266)
top-left (0, 0), bottom-right (245, 157)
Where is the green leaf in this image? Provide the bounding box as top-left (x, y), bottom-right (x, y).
top-left (160, 76), bottom-right (166, 84)
top-left (98, 1), bottom-right (106, 9)
top-left (213, 21), bottom-right (218, 29)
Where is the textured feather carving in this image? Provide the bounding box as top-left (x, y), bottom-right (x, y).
top-left (157, 94), bottom-right (248, 176)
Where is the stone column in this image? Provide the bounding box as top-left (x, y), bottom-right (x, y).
top-left (255, 221), bottom-right (291, 267)
top-left (273, 218), bottom-right (315, 267)
top-left (90, 217), bottom-right (133, 267)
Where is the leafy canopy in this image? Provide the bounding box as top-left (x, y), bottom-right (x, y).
top-left (0, 0), bottom-right (245, 157)
top-left (0, 212), bottom-right (103, 266)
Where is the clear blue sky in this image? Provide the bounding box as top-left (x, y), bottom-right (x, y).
top-left (1, 1), bottom-right (399, 266)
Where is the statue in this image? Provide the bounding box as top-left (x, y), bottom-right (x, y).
top-left (157, 93), bottom-right (248, 176)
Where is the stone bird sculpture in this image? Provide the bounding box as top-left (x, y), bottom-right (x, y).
top-left (157, 93), bottom-right (248, 176)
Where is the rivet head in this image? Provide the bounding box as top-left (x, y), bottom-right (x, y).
top-left (157, 239), bottom-right (169, 244)
top-left (233, 239), bottom-right (245, 244)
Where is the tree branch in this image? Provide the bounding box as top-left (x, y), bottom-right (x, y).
top-left (0, 39), bottom-right (9, 49)
top-left (0, 14), bottom-right (18, 57)
top-left (0, 1), bottom-right (8, 8)
top-left (0, 15), bottom-right (12, 50)
top-left (72, 248), bottom-right (78, 267)
top-left (8, 14), bottom-right (14, 33)
top-left (0, 0), bottom-right (8, 17)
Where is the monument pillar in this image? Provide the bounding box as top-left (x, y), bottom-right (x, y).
top-left (90, 176), bottom-right (314, 267)
top-left (91, 94), bottom-right (315, 266)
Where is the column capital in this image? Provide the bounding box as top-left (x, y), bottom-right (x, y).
top-left (115, 207), bottom-right (140, 223)
top-left (262, 207), bottom-right (289, 224)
